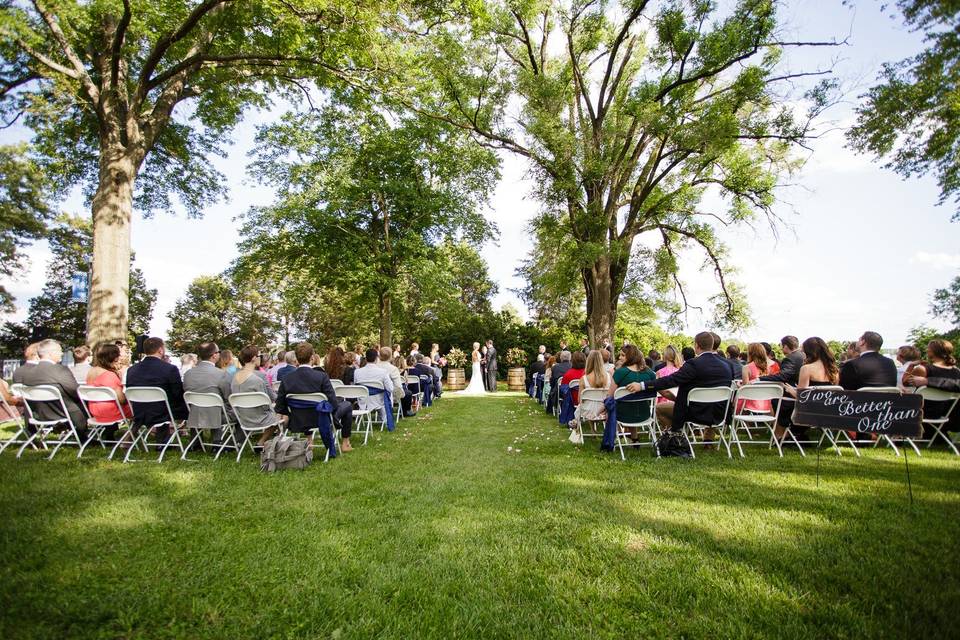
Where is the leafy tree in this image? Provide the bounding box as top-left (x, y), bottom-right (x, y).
top-left (931, 273), bottom-right (960, 329)
top-left (242, 106), bottom-right (499, 347)
top-left (406, 0), bottom-right (836, 345)
top-left (0, 0), bottom-right (390, 344)
top-left (848, 1), bottom-right (960, 220)
top-left (0, 143), bottom-right (54, 311)
top-left (23, 214), bottom-right (155, 348)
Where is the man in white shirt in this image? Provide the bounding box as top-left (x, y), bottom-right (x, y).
top-left (353, 348), bottom-right (397, 415)
top-left (375, 346), bottom-right (414, 416)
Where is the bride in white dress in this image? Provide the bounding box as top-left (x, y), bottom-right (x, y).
top-left (462, 342), bottom-right (487, 395)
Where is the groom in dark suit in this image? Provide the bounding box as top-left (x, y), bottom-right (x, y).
top-left (485, 340), bottom-right (498, 392)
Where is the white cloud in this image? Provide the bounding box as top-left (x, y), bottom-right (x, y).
top-left (909, 251), bottom-right (960, 269)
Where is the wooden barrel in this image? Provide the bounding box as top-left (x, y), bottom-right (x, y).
top-left (446, 368), bottom-right (465, 390)
top-left (507, 367), bottom-right (526, 392)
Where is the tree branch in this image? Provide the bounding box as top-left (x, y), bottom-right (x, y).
top-left (31, 0), bottom-right (99, 102)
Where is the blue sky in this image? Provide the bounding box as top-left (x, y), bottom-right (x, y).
top-left (2, 1), bottom-right (957, 346)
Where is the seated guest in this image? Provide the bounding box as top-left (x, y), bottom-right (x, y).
top-left (266, 353), bottom-right (285, 384)
top-left (756, 335), bottom-right (804, 432)
top-left (70, 345), bottom-right (92, 384)
top-left (681, 346), bottom-right (696, 363)
top-left (609, 345), bottom-right (656, 439)
top-left (0, 378), bottom-right (22, 421)
top-left (630, 332), bottom-right (734, 439)
top-left (574, 350), bottom-right (611, 427)
top-left (394, 354), bottom-right (408, 372)
top-left (11, 342), bottom-right (40, 384)
top-left (275, 351), bottom-right (297, 382)
top-left (183, 341), bottom-right (233, 442)
top-left (905, 340), bottom-right (960, 436)
top-left (656, 345), bottom-right (684, 405)
top-left (603, 349), bottom-right (616, 376)
top-left (125, 337), bottom-right (188, 442)
top-left (648, 349), bottom-right (664, 372)
top-left (354, 348), bottom-right (397, 420)
top-left (230, 345), bottom-right (279, 447)
top-left (323, 346), bottom-right (353, 384)
top-left (375, 346), bottom-right (411, 416)
top-left (179, 353), bottom-right (198, 377)
top-left (761, 342), bottom-right (781, 375)
top-left (17, 339), bottom-right (88, 439)
top-left (528, 354), bottom-right (546, 388)
top-left (724, 345), bottom-right (744, 379)
top-left (540, 355), bottom-right (557, 403)
top-left (839, 331), bottom-right (897, 389)
top-left (711, 332), bottom-right (722, 354)
top-left (895, 345), bottom-right (922, 384)
top-left (548, 351), bottom-right (572, 412)
top-left (781, 337), bottom-right (840, 439)
top-left (275, 342), bottom-right (353, 452)
top-left (412, 354), bottom-right (439, 389)
top-left (85, 342), bottom-right (133, 439)
top-left (842, 341), bottom-right (860, 363)
top-left (559, 351), bottom-right (588, 404)
top-left (217, 349), bottom-right (238, 375)
top-left (740, 343), bottom-right (772, 414)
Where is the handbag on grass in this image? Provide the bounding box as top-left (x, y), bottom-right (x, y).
top-left (260, 435), bottom-right (313, 472)
top-left (655, 431), bottom-right (692, 458)
top-left (568, 429), bottom-right (584, 445)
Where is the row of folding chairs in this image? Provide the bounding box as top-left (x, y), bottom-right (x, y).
top-left (569, 383), bottom-right (960, 460)
top-left (0, 379), bottom-right (416, 463)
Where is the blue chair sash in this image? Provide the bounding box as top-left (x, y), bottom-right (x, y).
top-left (558, 384), bottom-right (576, 425)
top-left (363, 385), bottom-right (395, 431)
top-left (286, 398), bottom-right (336, 458)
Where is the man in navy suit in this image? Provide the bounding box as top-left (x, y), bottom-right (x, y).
top-left (840, 331), bottom-right (897, 390)
top-left (628, 331), bottom-right (734, 438)
top-left (125, 337), bottom-right (188, 442)
top-left (274, 342), bottom-right (354, 452)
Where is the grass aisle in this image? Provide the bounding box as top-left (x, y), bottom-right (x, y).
top-left (1, 390), bottom-right (959, 639)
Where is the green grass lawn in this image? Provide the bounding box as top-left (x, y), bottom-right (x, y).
top-left (1, 390), bottom-right (958, 639)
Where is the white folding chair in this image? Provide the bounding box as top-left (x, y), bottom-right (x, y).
top-left (76, 385), bottom-right (135, 460)
top-left (361, 380), bottom-right (391, 431)
top-left (336, 385), bottom-right (375, 445)
top-left (17, 385), bottom-right (84, 460)
top-left (405, 375), bottom-right (423, 411)
top-left (286, 392), bottom-right (339, 462)
top-left (124, 386), bottom-right (186, 463)
top-left (0, 387), bottom-right (30, 456)
top-left (573, 388), bottom-right (607, 442)
top-left (917, 386), bottom-right (960, 456)
top-left (729, 383), bottom-right (785, 458)
top-left (228, 392), bottom-right (282, 462)
top-left (612, 388), bottom-right (659, 460)
top-left (681, 386), bottom-right (733, 458)
top-left (330, 379), bottom-right (344, 389)
top-left (271, 380), bottom-right (282, 393)
top-left (862, 387), bottom-right (918, 457)
top-left (183, 392), bottom-right (236, 460)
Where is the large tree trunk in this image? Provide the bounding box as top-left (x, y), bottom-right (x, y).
top-left (378, 290), bottom-right (392, 348)
top-left (87, 149), bottom-right (137, 346)
top-left (583, 255), bottom-right (620, 347)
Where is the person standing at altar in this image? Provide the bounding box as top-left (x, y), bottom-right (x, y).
top-left (485, 340), bottom-right (498, 391)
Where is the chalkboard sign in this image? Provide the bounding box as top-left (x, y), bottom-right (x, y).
top-left (793, 388), bottom-right (922, 438)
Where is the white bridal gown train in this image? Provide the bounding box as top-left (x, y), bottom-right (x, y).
top-left (462, 359), bottom-right (486, 394)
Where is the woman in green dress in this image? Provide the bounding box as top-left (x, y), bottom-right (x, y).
top-left (609, 344), bottom-right (657, 439)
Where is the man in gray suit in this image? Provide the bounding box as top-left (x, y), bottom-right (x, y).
top-left (182, 341), bottom-right (233, 443)
top-left (485, 339), bottom-right (498, 392)
top-left (17, 339), bottom-right (88, 438)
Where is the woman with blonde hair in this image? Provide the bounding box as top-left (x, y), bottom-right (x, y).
top-left (655, 345), bottom-right (683, 404)
top-left (575, 349), bottom-right (611, 427)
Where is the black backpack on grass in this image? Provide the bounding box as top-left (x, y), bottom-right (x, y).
top-left (656, 431), bottom-right (692, 458)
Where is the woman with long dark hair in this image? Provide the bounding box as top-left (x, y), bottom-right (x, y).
top-left (323, 346), bottom-right (353, 384)
top-left (609, 344), bottom-right (656, 440)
